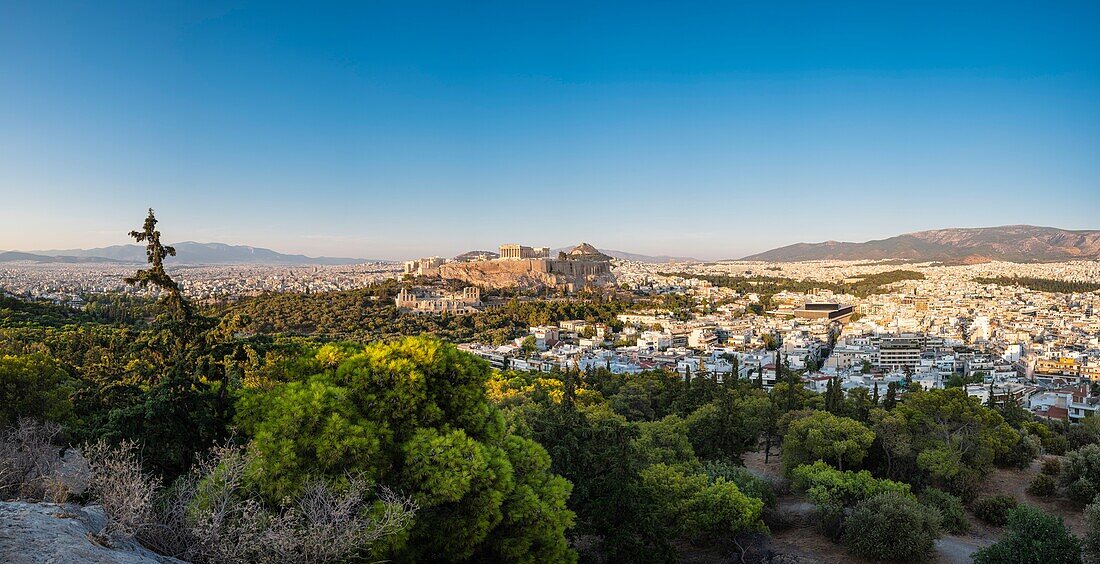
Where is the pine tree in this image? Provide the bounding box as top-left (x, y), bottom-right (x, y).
top-left (872, 382), bottom-right (880, 405)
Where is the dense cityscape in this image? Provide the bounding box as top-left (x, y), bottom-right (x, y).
top-left (4, 2), bottom-right (1100, 563)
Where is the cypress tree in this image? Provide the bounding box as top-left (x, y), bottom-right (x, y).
top-left (884, 381), bottom-right (898, 410)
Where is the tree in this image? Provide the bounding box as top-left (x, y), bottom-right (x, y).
top-left (685, 389), bottom-right (770, 462)
top-left (883, 381), bottom-right (898, 409)
top-left (0, 353), bottom-right (74, 427)
top-left (521, 335), bottom-right (537, 356)
top-left (842, 492), bottom-right (941, 561)
top-left (1060, 444), bottom-right (1100, 504)
top-left (236, 337), bottom-right (576, 562)
top-left (97, 209), bottom-right (240, 477)
top-left (973, 505), bottom-right (1082, 564)
top-left (824, 377), bottom-right (846, 415)
top-left (782, 411), bottom-right (875, 472)
top-left (869, 408), bottom-right (913, 480)
top-left (893, 388), bottom-right (1020, 498)
top-left (637, 463), bottom-right (765, 541)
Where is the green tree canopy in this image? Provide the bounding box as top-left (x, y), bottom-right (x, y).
top-left (782, 411), bottom-right (875, 472)
top-left (0, 353), bottom-right (74, 427)
top-left (235, 337), bottom-right (576, 562)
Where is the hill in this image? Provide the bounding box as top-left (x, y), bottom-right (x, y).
top-left (16, 242), bottom-right (383, 265)
top-left (741, 225), bottom-right (1100, 263)
top-left (549, 247), bottom-right (697, 263)
top-left (0, 251), bottom-right (128, 264)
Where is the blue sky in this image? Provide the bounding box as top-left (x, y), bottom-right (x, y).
top-left (1, 1), bottom-right (1098, 260)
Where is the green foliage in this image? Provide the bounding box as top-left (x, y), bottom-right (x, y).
top-left (973, 504), bottom-right (1082, 564)
top-left (918, 488), bottom-right (970, 534)
top-left (672, 270), bottom-right (924, 299)
top-left (637, 463), bottom-right (766, 540)
top-left (1083, 498), bottom-right (1100, 564)
top-left (1042, 456), bottom-right (1063, 476)
top-left (519, 401), bottom-right (663, 560)
top-left (782, 411), bottom-right (874, 472)
top-left (223, 288), bottom-right (630, 345)
top-left (235, 337), bottom-right (575, 562)
top-left (701, 460), bottom-right (776, 508)
top-left (974, 276), bottom-right (1100, 294)
top-left (972, 495), bottom-right (1019, 526)
top-left (685, 389), bottom-right (771, 462)
top-left (1061, 444), bottom-right (1100, 504)
top-left (842, 492), bottom-right (941, 561)
top-left (1028, 473), bottom-right (1057, 497)
top-left (789, 461), bottom-right (912, 509)
top-left (633, 415), bottom-right (696, 467)
top-left (0, 353), bottom-right (74, 427)
top-left (872, 388), bottom-right (1020, 499)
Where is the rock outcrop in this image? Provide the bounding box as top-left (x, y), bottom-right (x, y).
top-left (0, 501), bottom-right (180, 564)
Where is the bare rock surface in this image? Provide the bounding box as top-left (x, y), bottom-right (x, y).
top-left (0, 501), bottom-right (181, 564)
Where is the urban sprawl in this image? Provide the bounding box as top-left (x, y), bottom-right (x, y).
top-left (4, 243), bottom-right (1100, 423)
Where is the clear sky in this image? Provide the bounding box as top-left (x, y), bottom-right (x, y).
top-left (1, 1), bottom-right (1098, 260)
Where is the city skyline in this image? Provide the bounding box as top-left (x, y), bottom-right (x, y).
top-left (3, 1), bottom-right (1099, 260)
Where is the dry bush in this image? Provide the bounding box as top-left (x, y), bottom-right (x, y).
top-left (82, 439), bottom-right (159, 539)
top-left (0, 418), bottom-right (65, 500)
top-left (143, 444), bottom-right (416, 563)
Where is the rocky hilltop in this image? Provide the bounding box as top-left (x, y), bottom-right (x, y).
top-left (741, 225), bottom-right (1100, 263)
top-left (439, 243), bottom-right (614, 291)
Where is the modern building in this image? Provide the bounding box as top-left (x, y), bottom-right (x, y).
top-left (875, 333), bottom-right (924, 370)
top-left (791, 302), bottom-right (855, 323)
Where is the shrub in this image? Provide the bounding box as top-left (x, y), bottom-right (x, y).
top-left (82, 439), bottom-right (160, 539)
top-left (919, 488), bottom-right (970, 534)
top-left (1028, 474), bottom-right (1057, 497)
top-left (1042, 457), bottom-right (1063, 476)
top-left (1062, 445), bottom-right (1100, 504)
top-left (1084, 499), bottom-right (1100, 564)
top-left (972, 495), bottom-right (1019, 526)
top-left (789, 461), bottom-right (912, 509)
top-left (842, 492), bottom-right (941, 561)
top-left (0, 418), bottom-right (67, 501)
top-left (145, 444), bottom-right (417, 563)
top-left (996, 429), bottom-right (1040, 470)
top-left (973, 504), bottom-right (1082, 564)
top-left (701, 460), bottom-right (776, 508)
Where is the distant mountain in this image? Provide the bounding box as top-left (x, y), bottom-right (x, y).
top-left (20, 242), bottom-right (384, 265)
top-left (550, 247), bottom-right (697, 263)
top-left (0, 251), bottom-right (127, 264)
top-left (741, 225), bottom-right (1100, 263)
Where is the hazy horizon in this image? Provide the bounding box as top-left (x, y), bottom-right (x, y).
top-left (3, 2), bottom-right (1099, 260)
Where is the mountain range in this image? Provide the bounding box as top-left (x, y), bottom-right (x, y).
top-left (2, 242), bottom-right (382, 265)
top-left (741, 225), bottom-right (1100, 263)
